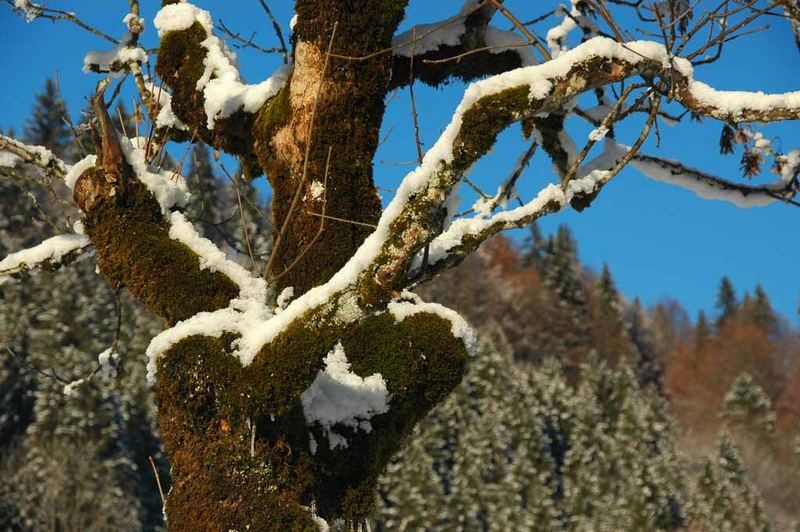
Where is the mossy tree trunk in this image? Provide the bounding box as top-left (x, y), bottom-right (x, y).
top-left (74, 2), bottom-right (476, 529)
top-left (55, 0), bottom-right (800, 529)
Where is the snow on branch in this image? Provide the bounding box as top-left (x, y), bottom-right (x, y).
top-left (631, 151), bottom-right (800, 208)
top-left (0, 233), bottom-right (92, 283)
top-left (300, 342), bottom-right (390, 452)
top-left (82, 9), bottom-right (147, 76)
top-left (144, 35), bottom-right (799, 384)
top-left (153, 2), bottom-right (290, 129)
top-left (389, 0), bottom-right (536, 88)
top-left (118, 136), bottom-right (190, 214)
top-left (145, 211), bottom-right (271, 381)
top-left (576, 141), bottom-right (800, 208)
top-left (0, 134), bottom-right (68, 179)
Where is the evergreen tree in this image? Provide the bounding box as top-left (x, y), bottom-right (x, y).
top-left (589, 263), bottom-right (634, 367)
top-left (598, 263), bottom-right (620, 312)
top-left (22, 79), bottom-right (71, 160)
top-left (5, 263), bottom-right (165, 531)
top-left (534, 225), bottom-right (592, 375)
top-left (521, 221), bottom-right (546, 270)
top-left (695, 310), bottom-right (711, 347)
top-left (228, 172), bottom-right (272, 269)
top-left (716, 276), bottom-right (739, 328)
top-left (749, 285), bottom-right (777, 334)
top-left (722, 373), bottom-right (776, 433)
top-left (624, 298), bottom-right (664, 392)
top-left (692, 432), bottom-right (770, 531)
top-left (1, 84), bottom-right (167, 530)
top-left (185, 144), bottom-right (226, 245)
top-left (540, 225), bottom-right (585, 308)
top-left (375, 331), bottom-right (689, 530)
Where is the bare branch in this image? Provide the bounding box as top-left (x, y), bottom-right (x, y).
top-left (5, 0), bottom-right (120, 44)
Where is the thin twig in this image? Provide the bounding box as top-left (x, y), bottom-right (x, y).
top-left (6, 0), bottom-right (120, 44)
top-left (257, 0), bottom-right (289, 64)
top-left (220, 163), bottom-right (259, 272)
top-left (149, 456), bottom-right (166, 506)
top-left (488, 0), bottom-right (552, 60)
top-left (303, 211), bottom-right (378, 229)
top-left (409, 28), bottom-right (424, 164)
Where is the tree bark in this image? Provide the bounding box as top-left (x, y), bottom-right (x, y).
top-left (255, 1), bottom-right (407, 295)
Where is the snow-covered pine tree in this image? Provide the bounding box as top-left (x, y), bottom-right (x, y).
top-left (1, 79), bottom-right (166, 531)
top-left (375, 330), bottom-right (688, 530)
top-left (722, 372), bottom-right (776, 433)
top-left (691, 432), bottom-right (771, 531)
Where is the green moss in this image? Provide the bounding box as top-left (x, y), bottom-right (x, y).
top-left (294, 0), bottom-right (407, 54)
top-left (156, 23), bottom-right (260, 160)
top-left (455, 86), bottom-right (531, 173)
top-left (309, 311), bottom-right (468, 520)
top-left (240, 318), bottom-right (336, 418)
top-left (154, 307), bottom-right (467, 524)
top-left (83, 177), bottom-right (239, 325)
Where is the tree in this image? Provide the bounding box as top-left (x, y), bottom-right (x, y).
top-left (376, 335), bottom-right (688, 530)
top-left (746, 284), bottom-right (779, 335)
top-left (716, 277), bottom-right (739, 328)
top-left (691, 432), bottom-right (771, 531)
top-left (2, 0), bottom-right (799, 528)
top-left (22, 79), bottom-right (71, 161)
top-left (722, 372), bottom-right (776, 433)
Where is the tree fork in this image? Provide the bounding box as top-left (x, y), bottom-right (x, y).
top-left (254, 1), bottom-right (408, 295)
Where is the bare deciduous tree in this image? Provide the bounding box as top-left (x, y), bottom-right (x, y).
top-left (1, 0), bottom-right (798, 529)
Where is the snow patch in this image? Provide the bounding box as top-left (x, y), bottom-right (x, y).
top-left (83, 43), bottom-right (147, 74)
top-left (154, 3), bottom-right (290, 129)
top-left (589, 125), bottom-right (609, 141)
top-left (301, 342), bottom-right (390, 450)
top-left (275, 286), bottom-right (294, 313)
top-left (153, 3), bottom-right (212, 37)
top-left (0, 151), bottom-right (21, 167)
top-left (119, 136), bottom-right (190, 214)
top-left (389, 293), bottom-right (477, 353)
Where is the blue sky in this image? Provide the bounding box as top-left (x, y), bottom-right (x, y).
top-left (1, 1), bottom-right (798, 322)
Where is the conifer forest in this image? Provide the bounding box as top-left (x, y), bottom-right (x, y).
top-left (1, 0), bottom-right (799, 530)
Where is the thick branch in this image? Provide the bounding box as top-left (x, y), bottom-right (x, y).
top-left (153, 4), bottom-right (288, 169)
top-left (74, 87), bottom-right (240, 324)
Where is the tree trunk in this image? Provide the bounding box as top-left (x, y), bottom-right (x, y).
top-left (73, 2), bottom-right (469, 529)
